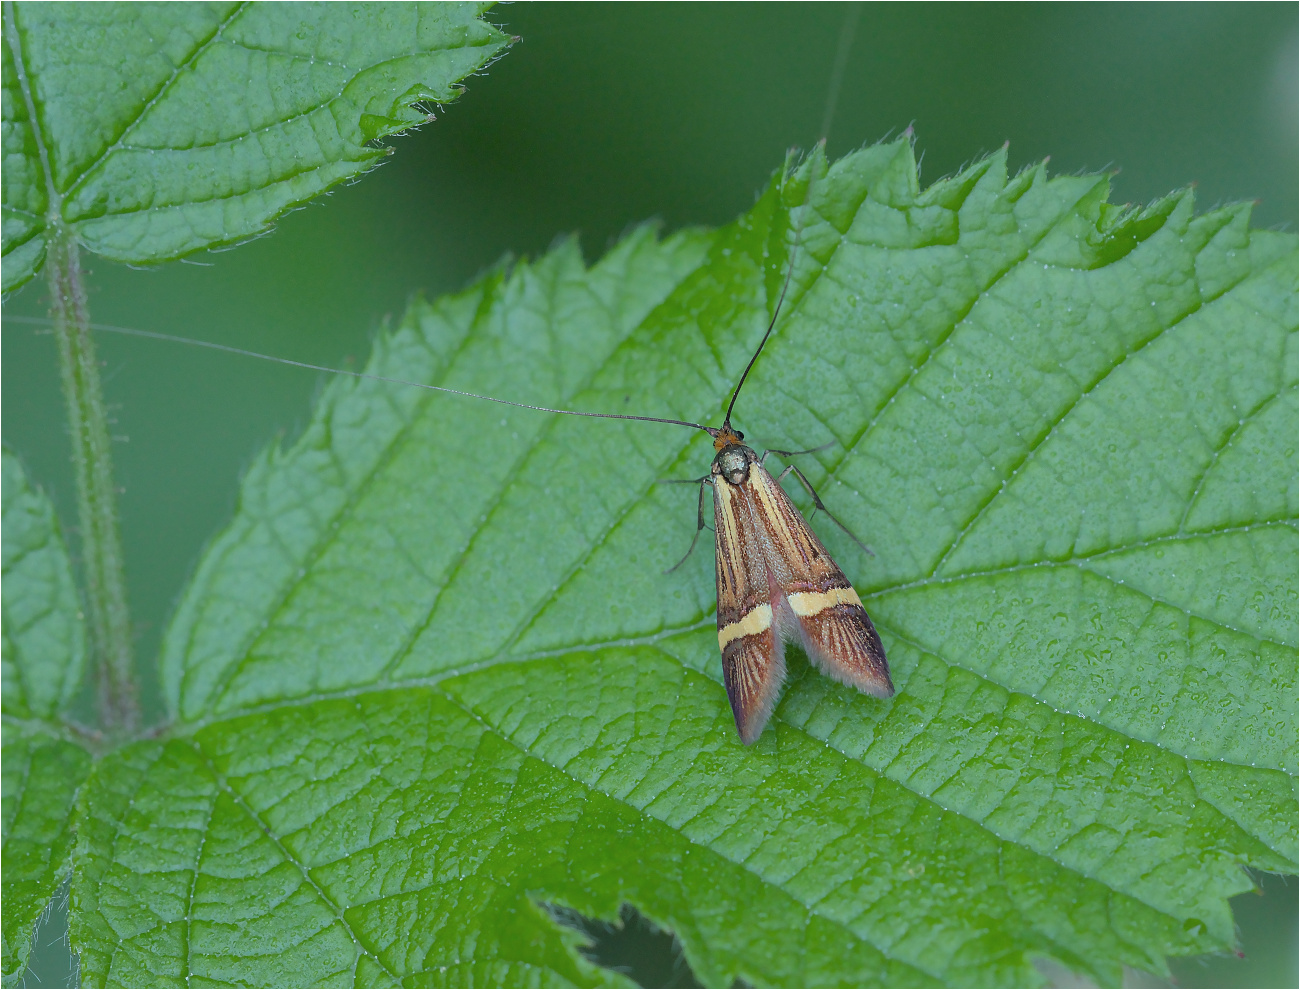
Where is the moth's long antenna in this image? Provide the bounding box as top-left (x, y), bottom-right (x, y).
top-left (722, 143), bottom-right (822, 428)
top-left (723, 5), bottom-right (858, 430)
top-left (5, 316), bottom-right (712, 434)
top-left (722, 222), bottom-right (799, 427)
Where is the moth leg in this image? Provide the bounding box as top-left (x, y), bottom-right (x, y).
top-left (781, 462), bottom-right (875, 559)
top-left (664, 477), bottom-right (713, 573)
top-left (760, 440), bottom-right (835, 464)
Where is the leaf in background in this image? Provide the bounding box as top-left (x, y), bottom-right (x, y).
top-left (0, 1), bottom-right (510, 291)
top-left (2, 450), bottom-right (93, 980)
top-left (73, 142), bottom-right (1296, 987)
top-left (2, 449), bottom-right (85, 720)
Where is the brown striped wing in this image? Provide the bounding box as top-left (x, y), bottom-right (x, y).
top-left (742, 457), bottom-right (894, 700)
top-left (712, 472), bottom-right (786, 744)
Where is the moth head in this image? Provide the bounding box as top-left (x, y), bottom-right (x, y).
top-left (712, 445), bottom-right (751, 486)
top-left (708, 423), bottom-right (746, 451)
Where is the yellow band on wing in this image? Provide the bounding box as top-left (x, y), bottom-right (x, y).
top-left (787, 586), bottom-right (862, 617)
top-left (718, 603), bottom-right (773, 651)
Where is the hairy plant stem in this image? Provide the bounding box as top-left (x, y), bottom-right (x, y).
top-left (46, 230), bottom-right (140, 735)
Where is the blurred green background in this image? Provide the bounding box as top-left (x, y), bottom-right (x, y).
top-left (5, 3), bottom-right (1296, 986)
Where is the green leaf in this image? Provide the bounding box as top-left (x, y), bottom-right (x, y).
top-left (1, 1), bottom-right (510, 291)
top-left (2, 450), bottom-right (93, 980)
top-left (74, 141), bottom-right (1296, 987)
top-left (2, 730), bottom-right (92, 983)
top-left (2, 449), bottom-right (85, 720)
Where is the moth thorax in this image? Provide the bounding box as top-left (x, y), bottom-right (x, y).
top-left (713, 446), bottom-right (751, 486)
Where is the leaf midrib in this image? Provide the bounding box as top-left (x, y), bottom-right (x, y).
top-left (184, 514), bottom-right (1295, 775)
top-left (3, 0), bottom-right (58, 221)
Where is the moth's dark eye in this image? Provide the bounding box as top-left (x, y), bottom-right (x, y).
top-left (735, 430), bottom-right (745, 441)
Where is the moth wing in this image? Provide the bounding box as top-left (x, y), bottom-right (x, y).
top-left (713, 474), bottom-right (787, 744)
top-left (744, 461), bottom-right (894, 698)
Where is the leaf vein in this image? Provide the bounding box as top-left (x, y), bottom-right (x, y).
top-left (188, 740), bottom-right (400, 983)
top-left (435, 686), bottom-right (943, 983)
top-left (930, 253), bottom-right (1290, 578)
top-left (64, 3), bottom-right (250, 206)
top-left (197, 294), bottom-right (490, 712)
top-left (1178, 385), bottom-right (1293, 535)
top-left (182, 792), bottom-right (216, 988)
top-left (821, 177), bottom-right (1111, 502)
